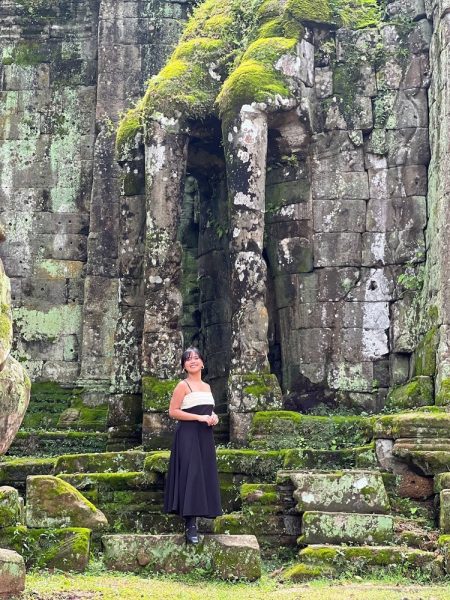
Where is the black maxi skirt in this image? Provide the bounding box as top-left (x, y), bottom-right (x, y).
top-left (163, 404), bottom-right (222, 518)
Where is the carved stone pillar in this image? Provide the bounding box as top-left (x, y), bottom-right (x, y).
top-left (223, 107), bottom-right (282, 446)
top-left (141, 116), bottom-right (189, 449)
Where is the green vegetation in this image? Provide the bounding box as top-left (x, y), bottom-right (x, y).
top-left (142, 376), bottom-right (178, 412)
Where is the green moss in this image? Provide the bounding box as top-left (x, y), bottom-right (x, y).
top-left (142, 376), bottom-right (178, 412)
top-left (285, 0), bottom-right (333, 25)
top-left (414, 327), bottom-right (438, 377)
top-left (116, 108), bottom-right (142, 157)
top-left (385, 376), bottom-right (434, 411)
top-left (436, 378), bottom-right (450, 406)
top-left (240, 483), bottom-right (278, 505)
top-left (55, 450), bottom-right (147, 475)
top-left (0, 311), bottom-right (12, 344)
top-left (9, 41), bottom-right (46, 66)
top-left (281, 563), bottom-right (328, 581)
top-left (144, 451), bottom-right (170, 473)
top-left (216, 448), bottom-right (283, 479)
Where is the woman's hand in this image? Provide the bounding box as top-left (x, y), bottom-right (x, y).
top-left (210, 412), bottom-right (219, 426)
top-left (197, 413), bottom-right (219, 426)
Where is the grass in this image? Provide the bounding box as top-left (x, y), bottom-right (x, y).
top-left (23, 571), bottom-right (450, 599)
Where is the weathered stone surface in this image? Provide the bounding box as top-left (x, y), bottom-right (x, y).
top-left (0, 486), bottom-right (20, 528)
top-left (0, 356), bottom-right (30, 455)
top-left (0, 525), bottom-right (91, 572)
top-left (374, 412), bottom-right (450, 440)
top-left (290, 470), bottom-right (390, 514)
top-left (299, 511), bottom-right (394, 545)
top-left (26, 475), bottom-right (108, 530)
top-left (0, 548), bottom-right (25, 598)
top-left (440, 490), bottom-right (450, 533)
top-left (102, 534), bottom-right (261, 580)
top-left (385, 376), bottom-right (434, 410)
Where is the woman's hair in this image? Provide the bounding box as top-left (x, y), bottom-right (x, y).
top-left (181, 347), bottom-right (205, 370)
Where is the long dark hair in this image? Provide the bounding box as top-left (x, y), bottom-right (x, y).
top-left (181, 347), bottom-right (205, 370)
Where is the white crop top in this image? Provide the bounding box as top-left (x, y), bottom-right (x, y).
top-left (180, 391), bottom-right (215, 410)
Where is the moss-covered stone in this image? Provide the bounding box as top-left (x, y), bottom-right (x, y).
top-left (0, 486), bottom-right (21, 528)
top-left (0, 548), bottom-right (25, 597)
top-left (213, 511), bottom-right (300, 540)
top-left (250, 411), bottom-right (374, 450)
top-left (216, 449), bottom-right (284, 478)
top-left (385, 376), bottom-right (434, 411)
top-left (228, 372), bottom-right (283, 413)
top-left (55, 450), bottom-right (147, 475)
top-left (436, 378), bottom-right (450, 406)
top-left (102, 533), bottom-right (262, 580)
top-left (143, 451), bottom-right (170, 473)
top-left (26, 475), bottom-right (108, 530)
top-left (438, 534), bottom-right (450, 574)
top-left (299, 511), bottom-right (394, 546)
top-left (240, 483), bottom-right (278, 505)
top-left (280, 562), bottom-right (331, 581)
top-left (290, 470), bottom-right (390, 514)
top-left (374, 412), bottom-right (450, 440)
top-left (392, 448), bottom-right (450, 476)
top-left (142, 376), bottom-right (178, 412)
top-left (282, 444), bottom-right (377, 470)
top-left (0, 525), bottom-right (91, 571)
top-left (414, 327), bottom-right (438, 377)
top-left (8, 430), bottom-right (108, 457)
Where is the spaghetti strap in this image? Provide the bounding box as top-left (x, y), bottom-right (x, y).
top-left (184, 379), bottom-right (193, 393)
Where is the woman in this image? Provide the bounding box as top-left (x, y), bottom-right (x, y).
top-left (164, 347), bottom-right (222, 544)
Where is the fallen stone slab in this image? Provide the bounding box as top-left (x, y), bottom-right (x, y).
top-left (0, 486), bottom-right (21, 528)
top-left (0, 548), bottom-right (25, 598)
top-left (102, 533), bottom-right (261, 580)
top-left (26, 475), bottom-right (108, 530)
top-left (0, 525), bottom-right (91, 571)
top-left (299, 511), bottom-right (394, 545)
top-left (289, 470), bottom-right (390, 514)
top-left (281, 544), bottom-right (444, 580)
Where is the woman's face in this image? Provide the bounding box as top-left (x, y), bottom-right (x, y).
top-left (184, 352), bottom-right (203, 373)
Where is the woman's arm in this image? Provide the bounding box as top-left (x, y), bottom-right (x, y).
top-left (168, 382), bottom-right (213, 424)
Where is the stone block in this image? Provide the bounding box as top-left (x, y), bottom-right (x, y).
top-left (385, 376), bottom-right (434, 410)
top-left (0, 356), bottom-right (30, 455)
top-left (0, 486), bottom-right (20, 528)
top-left (0, 548), bottom-right (25, 598)
top-left (228, 373), bottom-right (282, 413)
top-left (313, 199), bottom-right (366, 232)
top-left (102, 533), bottom-right (261, 580)
top-left (0, 525), bottom-right (91, 572)
top-left (366, 196), bottom-right (427, 232)
top-left (414, 327), bottom-right (438, 377)
top-left (375, 412), bottom-right (450, 440)
top-left (335, 328), bottom-right (389, 361)
top-left (312, 171), bottom-right (369, 200)
top-left (362, 230), bottom-right (425, 266)
top-left (316, 267), bottom-right (361, 301)
top-left (299, 511), bottom-right (394, 545)
top-left (26, 475), bottom-right (108, 530)
top-left (441, 490), bottom-right (450, 532)
top-left (315, 67), bottom-right (333, 98)
top-left (342, 301), bottom-right (390, 329)
top-left (54, 450), bottom-right (147, 475)
top-left (290, 470), bottom-right (389, 514)
top-left (313, 233), bottom-right (362, 267)
top-left (142, 412), bottom-right (176, 450)
top-left (368, 165), bottom-right (427, 198)
top-left (327, 362), bottom-right (374, 392)
top-left (298, 544), bottom-right (441, 576)
top-left (386, 128), bottom-right (430, 167)
top-left (229, 412), bottom-right (254, 447)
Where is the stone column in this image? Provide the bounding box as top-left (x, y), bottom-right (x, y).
top-left (223, 106), bottom-right (282, 446)
top-left (141, 116), bottom-right (189, 449)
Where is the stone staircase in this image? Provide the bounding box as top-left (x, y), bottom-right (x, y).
top-left (2, 406), bottom-right (450, 580)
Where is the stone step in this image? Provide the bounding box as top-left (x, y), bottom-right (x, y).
top-left (394, 518), bottom-right (439, 551)
top-left (214, 510), bottom-right (301, 548)
top-left (374, 412), bottom-right (450, 440)
top-left (282, 444), bottom-right (377, 470)
top-left (249, 411), bottom-right (374, 451)
top-left (299, 511), bottom-right (394, 545)
top-left (396, 438), bottom-right (450, 451)
top-left (0, 548), bottom-right (25, 598)
top-left (8, 430), bottom-right (108, 457)
top-left (285, 470), bottom-right (389, 514)
top-left (392, 445), bottom-right (450, 476)
top-left (281, 544), bottom-right (444, 581)
top-left (102, 533), bottom-right (261, 580)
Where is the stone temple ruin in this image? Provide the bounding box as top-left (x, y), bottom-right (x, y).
top-left (3, 0), bottom-right (450, 587)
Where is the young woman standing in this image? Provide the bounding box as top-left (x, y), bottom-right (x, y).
top-left (163, 347), bottom-right (222, 543)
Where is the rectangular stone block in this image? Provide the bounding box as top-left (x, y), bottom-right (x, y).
top-left (291, 471), bottom-right (389, 514)
top-left (313, 199), bottom-right (366, 232)
top-left (368, 165), bottom-right (427, 198)
top-left (342, 301), bottom-right (390, 329)
top-left (299, 511), bottom-right (394, 545)
top-left (312, 171), bottom-right (369, 200)
top-left (313, 233), bottom-right (362, 267)
top-left (362, 230), bottom-right (425, 266)
top-left (366, 196), bottom-right (427, 232)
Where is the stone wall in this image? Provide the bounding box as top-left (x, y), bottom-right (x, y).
top-left (0, 0), bottom-right (445, 435)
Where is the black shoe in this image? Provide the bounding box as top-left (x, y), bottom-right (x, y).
top-left (185, 516), bottom-right (199, 545)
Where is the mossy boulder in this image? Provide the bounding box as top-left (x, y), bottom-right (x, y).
top-left (290, 470), bottom-right (390, 514)
top-left (26, 475), bottom-right (108, 530)
top-left (299, 511), bottom-right (394, 545)
top-left (0, 356), bottom-right (30, 455)
top-left (414, 327), bottom-right (438, 377)
top-left (0, 548), bottom-right (25, 598)
top-left (385, 376), bottom-right (434, 411)
top-left (0, 525), bottom-right (91, 571)
top-left (142, 376), bottom-right (178, 412)
top-left (250, 411), bottom-right (374, 450)
top-left (102, 533), bottom-right (262, 580)
top-left (0, 486), bottom-right (21, 528)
